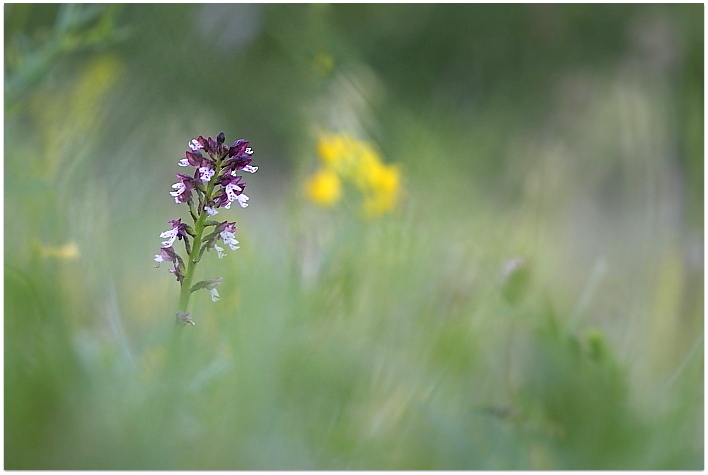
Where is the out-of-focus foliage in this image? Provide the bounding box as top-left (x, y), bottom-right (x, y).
top-left (4, 4), bottom-right (129, 109)
top-left (4, 4), bottom-right (703, 470)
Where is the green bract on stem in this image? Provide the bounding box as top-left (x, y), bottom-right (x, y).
top-left (154, 132), bottom-right (258, 326)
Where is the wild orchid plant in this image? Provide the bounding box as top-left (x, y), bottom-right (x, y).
top-left (154, 132), bottom-right (257, 326)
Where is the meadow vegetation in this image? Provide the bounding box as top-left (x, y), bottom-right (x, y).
top-left (5, 4), bottom-right (703, 469)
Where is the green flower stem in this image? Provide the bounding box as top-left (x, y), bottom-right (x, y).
top-left (176, 159), bottom-right (223, 320)
top-left (176, 206), bottom-right (208, 314)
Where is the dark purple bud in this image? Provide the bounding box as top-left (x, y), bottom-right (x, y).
top-left (185, 150), bottom-right (203, 166)
top-left (219, 173), bottom-right (243, 187)
top-left (195, 135), bottom-right (219, 156)
top-left (224, 140), bottom-right (251, 168)
top-left (228, 140), bottom-right (250, 158)
top-left (223, 157), bottom-right (252, 174)
top-left (198, 133), bottom-right (235, 159)
top-left (196, 136), bottom-right (209, 149)
top-left (206, 137), bottom-right (219, 155)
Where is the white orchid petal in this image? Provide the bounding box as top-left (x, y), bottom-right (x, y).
top-left (160, 228), bottom-right (178, 247)
top-left (237, 194), bottom-right (249, 208)
top-left (210, 288), bottom-right (220, 302)
top-left (198, 167), bottom-right (215, 182)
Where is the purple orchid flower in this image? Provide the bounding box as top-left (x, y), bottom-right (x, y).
top-left (170, 174), bottom-right (197, 204)
top-left (156, 132), bottom-right (258, 325)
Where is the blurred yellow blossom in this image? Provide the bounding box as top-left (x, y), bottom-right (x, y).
top-left (361, 162), bottom-right (401, 217)
top-left (317, 133), bottom-right (358, 171)
top-left (305, 168), bottom-right (343, 207)
top-left (307, 132), bottom-right (402, 217)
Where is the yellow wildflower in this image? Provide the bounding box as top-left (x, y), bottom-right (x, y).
top-left (367, 162), bottom-right (400, 194)
top-left (305, 168), bottom-right (343, 207)
top-left (362, 163), bottom-right (401, 217)
top-left (307, 131), bottom-right (402, 217)
top-left (317, 133), bottom-right (349, 168)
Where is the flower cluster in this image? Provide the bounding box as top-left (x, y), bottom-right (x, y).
top-left (154, 132), bottom-right (257, 324)
top-left (305, 132), bottom-right (401, 217)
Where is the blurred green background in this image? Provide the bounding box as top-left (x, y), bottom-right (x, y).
top-left (4, 3), bottom-right (703, 469)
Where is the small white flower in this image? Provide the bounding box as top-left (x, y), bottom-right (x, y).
top-left (170, 182), bottom-right (186, 197)
top-left (178, 158), bottom-right (190, 167)
top-left (160, 228), bottom-right (178, 247)
top-left (200, 277), bottom-right (223, 301)
top-left (245, 147), bottom-right (253, 154)
top-left (205, 206), bottom-right (218, 216)
top-left (225, 183), bottom-right (243, 202)
top-left (189, 139), bottom-right (203, 151)
top-left (214, 244), bottom-right (226, 259)
top-left (210, 287), bottom-right (220, 302)
top-left (236, 193), bottom-right (249, 208)
top-left (170, 182), bottom-right (186, 203)
top-left (198, 166), bottom-right (215, 182)
top-left (220, 231), bottom-right (240, 251)
top-left (242, 165), bottom-right (258, 173)
top-left (154, 254), bottom-right (166, 263)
